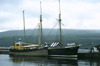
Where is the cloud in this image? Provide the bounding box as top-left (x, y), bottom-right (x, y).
top-left (62, 0), bottom-right (100, 4)
top-left (0, 0), bottom-right (100, 32)
top-left (60, 1), bottom-right (100, 29)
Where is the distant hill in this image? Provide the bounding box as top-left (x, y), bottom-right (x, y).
top-left (0, 29), bottom-right (100, 48)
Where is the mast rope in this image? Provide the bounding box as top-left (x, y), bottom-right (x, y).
top-left (26, 24), bottom-right (38, 43)
top-left (44, 21), bottom-right (59, 41)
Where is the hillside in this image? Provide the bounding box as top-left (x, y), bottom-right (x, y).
top-left (0, 29), bottom-right (100, 48)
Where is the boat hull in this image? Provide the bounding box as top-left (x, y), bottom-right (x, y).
top-left (10, 46), bottom-right (79, 57)
top-left (48, 46), bottom-right (79, 57)
top-left (9, 47), bottom-right (48, 56)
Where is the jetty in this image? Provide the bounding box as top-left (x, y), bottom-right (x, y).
top-left (78, 47), bottom-right (100, 58)
top-left (0, 47), bottom-right (10, 54)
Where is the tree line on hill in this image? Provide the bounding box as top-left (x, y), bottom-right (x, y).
top-left (0, 29), bottom-right (100, 48)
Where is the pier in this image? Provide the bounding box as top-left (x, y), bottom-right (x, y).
top-left (0, 47), bottom-right (10, 54)
top-left (78, 53), bottom-right (100, 58)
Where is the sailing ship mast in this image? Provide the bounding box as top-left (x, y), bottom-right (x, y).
top-left (58, 0), bottom-right (62, 47)
top-left (40, 1), bottom-right (43, 45)
top-left (23, 11), bottom-right (26, 42)
top-left (38, 23), bottom-right (40, 46)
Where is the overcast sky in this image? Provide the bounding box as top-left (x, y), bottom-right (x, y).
top-left (0, 0), bottom-right (100, 32)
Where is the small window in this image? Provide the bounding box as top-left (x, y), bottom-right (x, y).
top-left (16, 44), bottom-right (19, 46)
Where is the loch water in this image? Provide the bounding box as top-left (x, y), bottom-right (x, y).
top-left (0, 54), bottom-right (100, 66)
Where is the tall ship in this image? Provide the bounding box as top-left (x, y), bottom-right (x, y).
top-left (10, 0), bottom-right (80, 57)
top-left (9, 2), bottom-right (48, 56)
top-left (47, 0), bottom-right (80, 57)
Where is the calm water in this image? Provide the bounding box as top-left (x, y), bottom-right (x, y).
top-left (0, 54), bottom-right (100, 66)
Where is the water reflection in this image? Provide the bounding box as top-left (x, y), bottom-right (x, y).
top-left (9, 55), bottom-right (78, 66)
top-left (0, 54), bottom-right (100, 66)
top-left (48, 57), bottom-right (77, 65)
top-left (10, 56), bottom-right (48, 66)
top-left (78, 58), bottom-right (100, 66)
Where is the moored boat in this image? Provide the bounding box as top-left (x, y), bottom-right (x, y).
top-left (10, 39), bottom-right (48, 56)
top-left (48, 43), bottom-right (79, 57)
top-left (9, 2), bottom-right (48, 56)
top-left (47, 0), bottom-right (80, 57)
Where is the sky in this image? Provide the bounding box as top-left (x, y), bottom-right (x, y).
top-left (0, 0), bottom-right (100, 32)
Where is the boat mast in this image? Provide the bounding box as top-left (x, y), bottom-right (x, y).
top-left (58, 0), bottom-right (62, 47)
top-left (23, 11), bottom-right (26, 42)
top-left (40, 1), bottom-right (43, 45)
top-left (38, 23), bottom-right (40, 46)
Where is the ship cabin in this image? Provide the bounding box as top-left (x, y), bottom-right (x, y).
top-left (65, 43), bottom-right (77, 48)
top-left (11, 39), bottom-right (40, 50)
top-left (11, 40), bottom-right (24, 50)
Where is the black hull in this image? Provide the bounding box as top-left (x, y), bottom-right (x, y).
top-left (48, 46), bottom-right (79, 57)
